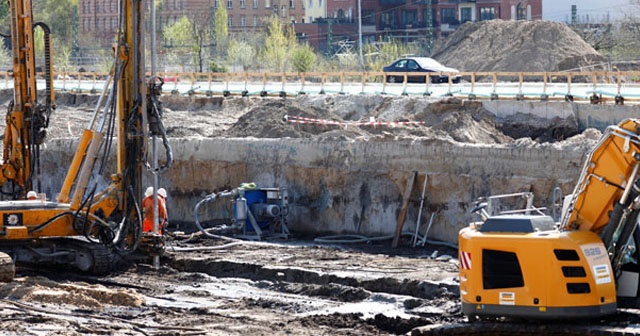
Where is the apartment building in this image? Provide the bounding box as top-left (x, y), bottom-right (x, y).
top-left (77, 0), bottom-right (541, 53)
top-left (296, 0), bottom-right (542, 52)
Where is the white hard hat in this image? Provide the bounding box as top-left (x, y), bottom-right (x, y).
top-left (26, 191), bottom-right (37, 199)
top-left (158, 188), bottom-right (167, 198)
top-left (144, 186), bottom-right (154, 197)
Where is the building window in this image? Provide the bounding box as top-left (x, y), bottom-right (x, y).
top-left (240, 15), bottom-right (246, 26)
top-left (253, 15), bottom-right (258, 26)
top-left (318, 0), bottom-right (321, 7)
top-left (228, 16), bottom-right (232, 26)
top-left (308, 16), bottom-right (313, 22)
top-left (381, 12), bottom-right (393, 26)
top-left (308, 0), bottom-right (312, 8)
top-left (460, 7), bottom-right (471, 23)
top-left (289, 0), bottom-right (294, 8)
top-left (516, 4), bottom-right (526, 20)
top-left (281, 5), bottom-right (286, 17)
top-left (214, 0), bottom-right (219, 8)
top-left (265, 0), bottom-right (270, 8)
top-left (240, 0), bottom-right (245, 8)
top-left (253, 0), bottom-right (258, 8)
top-left (227, 0), bottom-right (232, 8)
top-left (362, 10), bottom-right (374, 25)
top-left (480, 7), bottom-right (495, 21)
top-left (402, 10), bottom-right (416, 26)
top-left (441, 7), bottom-right (455, 24)
top-left (88, 18), bottom-right (92, 31)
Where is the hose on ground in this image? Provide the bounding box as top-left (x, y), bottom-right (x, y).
top-left (193, 193), bottom-right (234, 241)
top-left (313, 231), bottom-right (458, 250)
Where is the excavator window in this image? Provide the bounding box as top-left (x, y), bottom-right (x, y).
top-left (482, 249), bottom-right (524, 289)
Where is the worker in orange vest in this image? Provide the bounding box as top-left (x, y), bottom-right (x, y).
top-left (142, 187), bottom-right (168, 234)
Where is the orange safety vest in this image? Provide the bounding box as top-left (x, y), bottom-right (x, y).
top-left (142, 195), bottom-right (168, 234)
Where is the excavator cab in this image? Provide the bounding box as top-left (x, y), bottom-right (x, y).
top-left (460, 119), bottom-right (640, 320)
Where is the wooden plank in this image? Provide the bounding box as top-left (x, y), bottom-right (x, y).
top-left (392, 171), bottom-right (417, 248)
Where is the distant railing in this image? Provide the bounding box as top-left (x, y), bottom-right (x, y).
top-left (2, 70), bottom-right (640, 104)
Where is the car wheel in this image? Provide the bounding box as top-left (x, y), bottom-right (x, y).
top-left (387, 76), bottom-right (397, 83)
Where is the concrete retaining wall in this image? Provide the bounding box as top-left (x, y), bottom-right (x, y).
top-left (483, 101), bottom-right (640, 131)
top-left (39, 137), bottom-right (589, 244)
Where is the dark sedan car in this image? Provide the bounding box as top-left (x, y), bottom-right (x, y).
top-left (383, 57), bottom-right (461, 84)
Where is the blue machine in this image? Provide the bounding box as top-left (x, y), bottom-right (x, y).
top-left (232, 187), bottom-right (289, 240)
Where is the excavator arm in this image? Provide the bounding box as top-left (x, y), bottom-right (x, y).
top-left (562, 118), bottom-right (640, 274)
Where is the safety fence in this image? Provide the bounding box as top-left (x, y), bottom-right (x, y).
top-left (2, 70), bottom-right (640, 104)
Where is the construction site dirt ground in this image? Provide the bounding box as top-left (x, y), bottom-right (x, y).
top-left (0, 91), bottom-right (639, 335)
top-left (2, 235), bottom-right (640, 336)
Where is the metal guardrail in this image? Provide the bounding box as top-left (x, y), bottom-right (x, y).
top-left (3, 70), bottom-right (640, 103)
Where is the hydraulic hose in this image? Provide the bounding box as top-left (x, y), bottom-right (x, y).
top-left (193, 192), bottom-right (229, 240)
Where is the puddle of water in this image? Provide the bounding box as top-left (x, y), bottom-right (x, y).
top-left (143, 272), bottom-right (420, 320)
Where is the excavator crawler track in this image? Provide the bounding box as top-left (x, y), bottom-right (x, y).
top-left (1, 238), bottom-right (114, 276)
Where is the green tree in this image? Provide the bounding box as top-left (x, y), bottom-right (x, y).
top-left (364, 37), bottom-right (414, 72)
top-left (163, 15), bottom-right (211, 71)
top-left (611, 16), bottom-right (640, 60)
top-left (34, 0), bottom-right (78, 51)
top-left (213, 6), bottom-right (228, 59)
top-left (262, 16), bottom-right (290, 72)
top-left (163, 16), bottom-right (193, 50)
top-left (290, 43), bottom-right (316, 72)
top-left (53, 45), bottom-right (73, 73)
top-left (227, 39), bottom-right (255, 71)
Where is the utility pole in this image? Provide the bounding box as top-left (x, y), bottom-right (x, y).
top-left (358, 0), bottom-right (363, 71)
top-left (425, 0), bottom-right (433, 55)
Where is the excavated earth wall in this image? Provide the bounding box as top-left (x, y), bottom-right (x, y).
top-left (39, 136), bottom-right (588, 244)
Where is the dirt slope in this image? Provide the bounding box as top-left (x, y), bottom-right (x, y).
top-left (432, 20), bottom-right (606, 72)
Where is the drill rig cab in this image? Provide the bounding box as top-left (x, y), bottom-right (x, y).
top-left (0, 0), bottom-right (171, 279)
top-left (459, 118), bottom-right (640, 319)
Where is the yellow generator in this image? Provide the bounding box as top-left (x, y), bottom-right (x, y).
top-left (460, 118), bottom-right (640, 319)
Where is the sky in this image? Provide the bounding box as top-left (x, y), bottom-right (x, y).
top-left (543, 0), bottom-right (636, 23)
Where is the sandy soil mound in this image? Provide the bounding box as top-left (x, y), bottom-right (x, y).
top-left (432, 20), bottom-right (606, 72)
top-left (223, 96), bottom-right (513, 144)
top-left (0, 276), bottom-right (143, 309)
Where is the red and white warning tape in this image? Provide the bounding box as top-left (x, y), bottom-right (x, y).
top-left (284, 115), bottom-right (425, 127)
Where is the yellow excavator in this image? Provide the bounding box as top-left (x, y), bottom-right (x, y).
top-left (0, 0), bottom-right (171, 281)
top-left (459, 118), bottom-right (640, 319)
